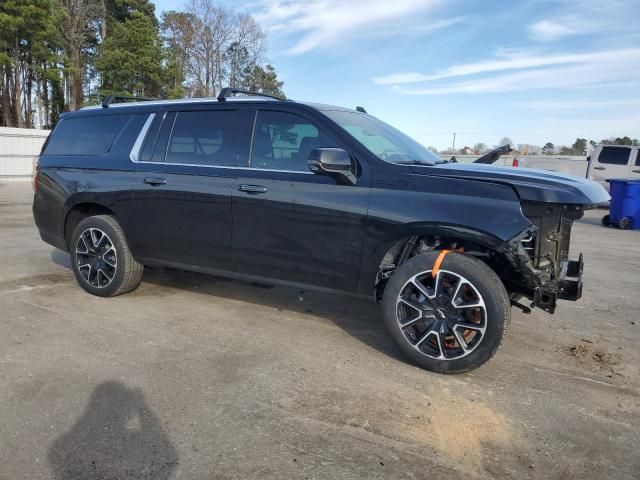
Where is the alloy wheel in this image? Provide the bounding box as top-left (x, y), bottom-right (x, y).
top-left (395, 269), bottom-right (487, 360)
top-left (75, 228), bottom-right (117, 288)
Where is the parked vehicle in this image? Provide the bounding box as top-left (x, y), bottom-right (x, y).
top-left (512, 145), bottom-right (640, 193)
top-left (32, 89), bottom-right (609, 374)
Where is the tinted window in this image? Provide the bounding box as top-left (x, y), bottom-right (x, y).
top-left (251, 110), bottom-right (338, 171)
top-left (599, 146), bottom-right (631, 165)
top-left (166, 110), bottom-right (238, 166)
top-left (139, 112), bottom-right (164, 162)
top-left (45, 114), bottom-right (132, 156)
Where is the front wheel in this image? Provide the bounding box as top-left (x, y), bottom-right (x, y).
top-left (382, 252), bottom-right (510, 374)
top-left (70, 215), bottom-right (143, 297)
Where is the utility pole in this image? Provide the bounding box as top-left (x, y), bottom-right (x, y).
top-left (452, 132), bottom-right (456, 152)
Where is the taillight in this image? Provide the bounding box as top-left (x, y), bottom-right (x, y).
top-left (32, 157), bottom-right (39, 192)
top-left (512, 157), bottom-right (519, 167)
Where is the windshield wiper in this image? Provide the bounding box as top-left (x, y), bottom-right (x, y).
top-left (393, 159), bottom-right (434, 166)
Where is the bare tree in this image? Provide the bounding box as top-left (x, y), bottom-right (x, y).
top-left (55, 0), bottom-right (101, 110)
top-left (177, 0), bottom-right (267, 97)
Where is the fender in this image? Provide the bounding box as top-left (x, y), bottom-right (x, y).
top-left (357, 222), bottom-right (509, 297)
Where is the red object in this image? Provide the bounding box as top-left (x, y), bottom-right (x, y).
top-left (512, 157), bottom-right (519, 167)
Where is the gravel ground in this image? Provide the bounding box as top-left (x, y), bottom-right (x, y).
top-left (1, 180), bottom-right (638, 479)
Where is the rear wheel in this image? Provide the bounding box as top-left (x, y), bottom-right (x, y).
top-left (601, 214), bottom-right (610, 227)
top-left (70, 215), bottom-right (143, 297)
top-left (382, 252), bottom-right (510, 374)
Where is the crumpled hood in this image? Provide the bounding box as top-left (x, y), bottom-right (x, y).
top-left (410, 163), bottom-right (610, 205)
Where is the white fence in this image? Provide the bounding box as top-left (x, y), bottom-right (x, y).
top-left (0, 127), bottom-right (50, 176)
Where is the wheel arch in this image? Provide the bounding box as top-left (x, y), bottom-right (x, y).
top-left (360, 223), bottom-right (508, 301)
top-left (64, 202), bottom-right (117, 248)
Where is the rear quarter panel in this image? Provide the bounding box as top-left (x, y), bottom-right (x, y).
top-left (33, 114), bottom-right (147, 249)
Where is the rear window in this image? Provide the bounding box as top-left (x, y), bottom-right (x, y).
top-left (598, 146), bottom-right (631, 165)
top-left (45, 114), bottom-right (132, 156)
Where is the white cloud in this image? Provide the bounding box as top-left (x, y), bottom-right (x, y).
top-left (373, 49), bottom-right (638, 85)
top-left (249, 0), bottom-right (444, 54)
top-left (520, 99), bottom-right (640, 110)
top-left (528, 19), bottom-right (578, 41)
top-left (374, 47), bottom-right (640, 95)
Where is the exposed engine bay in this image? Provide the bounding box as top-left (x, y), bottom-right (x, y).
top-left (376, 201), bottom-right (586, 314)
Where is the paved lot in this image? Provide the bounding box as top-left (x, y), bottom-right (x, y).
top-left (1, 180), bottom-right (638, 479)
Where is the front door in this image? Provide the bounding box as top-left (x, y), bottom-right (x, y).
top-left (130, 107), bottom-right (252, 272)
top-left (231, 109), bottom-right (371, 292)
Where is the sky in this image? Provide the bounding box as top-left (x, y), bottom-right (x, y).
top-left (152, 0), bottom-right (640, 150)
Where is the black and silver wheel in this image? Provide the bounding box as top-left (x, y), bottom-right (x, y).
top-left (382, 252), bottom-right (510, 374)
top-left (70, 215), bottom-right (143, 297)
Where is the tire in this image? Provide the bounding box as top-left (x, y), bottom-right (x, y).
top-left (70, 215), bottom-right (143, 297)
top-left (619, 217), bottom-right (632, 230)
top-left (601, 215), bottom-right (610, 227)
top-left (382, 252), bottom-right (510, 374)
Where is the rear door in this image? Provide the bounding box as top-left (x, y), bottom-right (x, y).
top-left (129, 107), bottom-right (252, 271)
top-left (231, 108), bottom-right (371, 292)
top-left (589, 145), bottom-right (633, 190)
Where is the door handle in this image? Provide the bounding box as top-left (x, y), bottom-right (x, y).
top-left (143, 177), bottom-right (167, 186)
top-left (238, 184), bottom-right (267, 194)
top-left (593, 166), bottom-right (606, 170)
top-left (633, 169), bottom-right (640, 173)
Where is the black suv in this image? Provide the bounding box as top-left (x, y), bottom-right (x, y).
top-left (33, 89), bottom-right (609, 373)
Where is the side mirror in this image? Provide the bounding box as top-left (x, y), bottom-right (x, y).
top-left (308, 148), bottom-right (356, 185)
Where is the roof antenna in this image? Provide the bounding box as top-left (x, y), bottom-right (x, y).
top-left (356, 106), bottom-right (367, 113)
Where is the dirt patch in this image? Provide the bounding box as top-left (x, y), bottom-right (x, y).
top-left (412, 386), bottom-right (512, 476)
top-left (561, 341), bottom-right (621, 375)
top-left (284, 381), bottom-right (515, 478)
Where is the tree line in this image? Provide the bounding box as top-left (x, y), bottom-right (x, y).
top-left (0, 0), bottom-right (284, 129)
top-left (445, 136), bottom-right (640, 156)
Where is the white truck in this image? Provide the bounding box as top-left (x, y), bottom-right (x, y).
top-left (511, 145), bottom-right (640, 192)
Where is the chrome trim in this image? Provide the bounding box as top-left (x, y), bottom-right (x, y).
top-left (131, 157), bottom-right (314, 175)
top-left (129, 113), bottom-right (156, 162)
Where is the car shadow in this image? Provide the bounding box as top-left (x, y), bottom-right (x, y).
top-left (141, 268), bottom-right (408, 364)
top-left (51, 248), bottom-right (71, 269)
top-left (48, 381), bottom-right (179, 479)
top-left (50, 248), bottom-right (408, 364)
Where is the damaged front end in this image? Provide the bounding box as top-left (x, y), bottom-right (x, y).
top-left (499, 201), bottom-right (585, 314)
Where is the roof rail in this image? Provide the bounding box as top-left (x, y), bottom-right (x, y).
top-left (101, 95), bottom-right (154, 108)
top-left (217, 87), bottom-right (285, 102)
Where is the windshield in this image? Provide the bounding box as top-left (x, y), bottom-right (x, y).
top-left (323, 110), bottom-right (441, 166)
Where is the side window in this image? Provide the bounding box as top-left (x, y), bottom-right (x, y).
top-left (598, 146), bottom-right (631, 165)
top-left (251, 110), bottom-right (338, 171)
top-left (165, 110), bottom-right (238, 166)
top-left (635, 149), bottom-right (640, 166)
top-left (139, 112), bottom-right (164, 162)
top-left (45, 114), bottom-right (132, 156)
